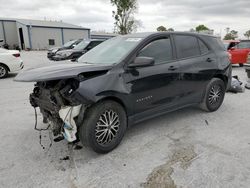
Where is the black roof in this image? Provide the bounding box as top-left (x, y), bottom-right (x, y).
top-left (120, 31), bottom-right (216, 39)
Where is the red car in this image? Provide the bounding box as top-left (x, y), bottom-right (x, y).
top-left (224, 40), bottom-right (250, 66)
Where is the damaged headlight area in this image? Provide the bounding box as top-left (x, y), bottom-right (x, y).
top-left (30, 78), bottom-right (84, 142)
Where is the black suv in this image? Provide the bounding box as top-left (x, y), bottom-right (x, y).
top-left (15, 32), bottom-right (231, 153)
top-left (47, 39), bottom-right (82, 60)
top-left (51, 39), bottom-right (105, 61)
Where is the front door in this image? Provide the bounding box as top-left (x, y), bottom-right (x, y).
top-left (124, 36), bottom-right (181, 118)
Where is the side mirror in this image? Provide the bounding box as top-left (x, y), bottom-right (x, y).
top-left (128, 56), bottom-right (155, 68)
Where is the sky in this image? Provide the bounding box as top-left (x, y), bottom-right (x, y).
top-left (0, 0), bottom-right (250, 38)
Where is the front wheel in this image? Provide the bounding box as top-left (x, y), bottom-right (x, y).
top-left (200, 78), bottom-right (226, 112)
top-left (239, 63), bottom-right (244, 67)
top-left (79, 100), bottom-right (127, 153)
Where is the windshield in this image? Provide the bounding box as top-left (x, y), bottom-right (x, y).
top-left (74, 40), bottom-right (90, 50)
top-left (63, 40), bottom-right (77, 47)
top-left (237, 41), bottom-right (250, 49)
top-left (78, 36), bottom-right (143, 64)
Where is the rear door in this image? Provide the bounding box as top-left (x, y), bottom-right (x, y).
top-left (173, 34), bottom-right (217, 104)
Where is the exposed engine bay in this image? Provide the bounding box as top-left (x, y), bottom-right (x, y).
top-left (30, 79), bottom-right (84, 142)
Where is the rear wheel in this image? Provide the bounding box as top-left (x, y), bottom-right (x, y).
top-left (200, 78), bottom-right (225, 112)
top-left (79, 100), bottom-right (127, 153)
top-left (0, 64), bottom-right (8, 78)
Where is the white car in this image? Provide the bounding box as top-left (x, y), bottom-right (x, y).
top-left (0, 48), bottom-right (23, 78)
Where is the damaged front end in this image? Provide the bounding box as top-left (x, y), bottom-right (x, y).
top-left (30, 78), bottom-right (85, 142)
top-left (15, 63), bottom-right (113, 143)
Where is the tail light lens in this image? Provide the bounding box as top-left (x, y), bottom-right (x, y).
top-left (13, 53), bottom-right (20, 57)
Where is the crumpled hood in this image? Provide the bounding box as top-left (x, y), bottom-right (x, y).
top-left (14, 63), bottom-right (112, 82)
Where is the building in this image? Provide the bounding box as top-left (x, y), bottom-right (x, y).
top-left (0, 18), bottom-right (90, 50)
top-left (91, 31), bottom-right (118, 40)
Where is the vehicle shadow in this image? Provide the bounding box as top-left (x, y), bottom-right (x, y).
top-left (7, 73), bottom-right (18, 78)
top-left (75, 105), bottom-right (210, 160)
top-left (126, 106), bottom-right (204, 137)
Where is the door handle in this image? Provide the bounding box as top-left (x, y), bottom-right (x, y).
top-left (168, 66), bottom-right (177, 71)
top-left (206, 58), bottom-right (214, 62)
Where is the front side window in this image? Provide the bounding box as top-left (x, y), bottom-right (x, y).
top-left (137, 38), bottom-right (173, 64)
top-left (174, 35), bottom-right (200, 59)
top-left (86, 41), bottom-right (103, 50)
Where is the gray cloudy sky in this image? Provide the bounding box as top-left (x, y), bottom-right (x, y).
top-left (0, 0), bottom-right (250, 38)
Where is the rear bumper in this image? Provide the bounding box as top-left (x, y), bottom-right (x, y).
top-left (9, 59), bottom-right (24, 72)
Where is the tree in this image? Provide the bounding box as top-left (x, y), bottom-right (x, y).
top-left (157, 26), bottom-right (167, 31)
top-left (195, 25), bottom-right (209, 32)
top-left (167, 28), bottom-right (174, 31)
top-left (223, 30), bottom-right (238, 40)
top-left (189, 28), bottom-right (196, 32)
top-left (244, 30), bottom-right (250, 39)
top-left (111, 0), bottom-right (138, 35)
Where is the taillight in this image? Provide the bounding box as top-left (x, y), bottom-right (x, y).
top-left (13, 53), bottom-right (20, 57)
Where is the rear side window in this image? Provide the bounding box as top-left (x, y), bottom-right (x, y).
top-left (174, 35), bottom-right (200, 59)
top-left (198, 39), bottom-right (209, 54)
top-left (137, 38), bottom-right (173, 64)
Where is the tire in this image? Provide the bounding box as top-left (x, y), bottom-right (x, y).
top-left (79, 100), bottom-right (127, 153)
top-left (239, 63), bottom-right (244, 67)
top-left (200, 78), bottom-right (225, 112)
top-left (0, 64), bottom-right (8, 78)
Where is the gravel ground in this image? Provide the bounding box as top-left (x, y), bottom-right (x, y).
top-left (0, 51), bottom-right (250, 188)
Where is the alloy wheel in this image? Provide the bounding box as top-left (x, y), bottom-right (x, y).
top-left (95, 109), bottom-right (120, 145)
top-left (208, 85), bottom-right (222, 105)
top-left (0, 66), bottom-right (6, 78)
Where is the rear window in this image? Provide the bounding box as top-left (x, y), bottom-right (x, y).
top-left (174, 35), bottom-right (200, 59)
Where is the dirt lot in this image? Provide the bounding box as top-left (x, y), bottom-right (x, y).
top-left (1, 51), bottom-right (250, 188)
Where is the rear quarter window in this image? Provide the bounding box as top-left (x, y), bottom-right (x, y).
top-left (174, 35), bottom-right (200, 59)
top-left (210, 37), bottom-right (226, 51)
top-left (198, 39), bottom-right (209, 54)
